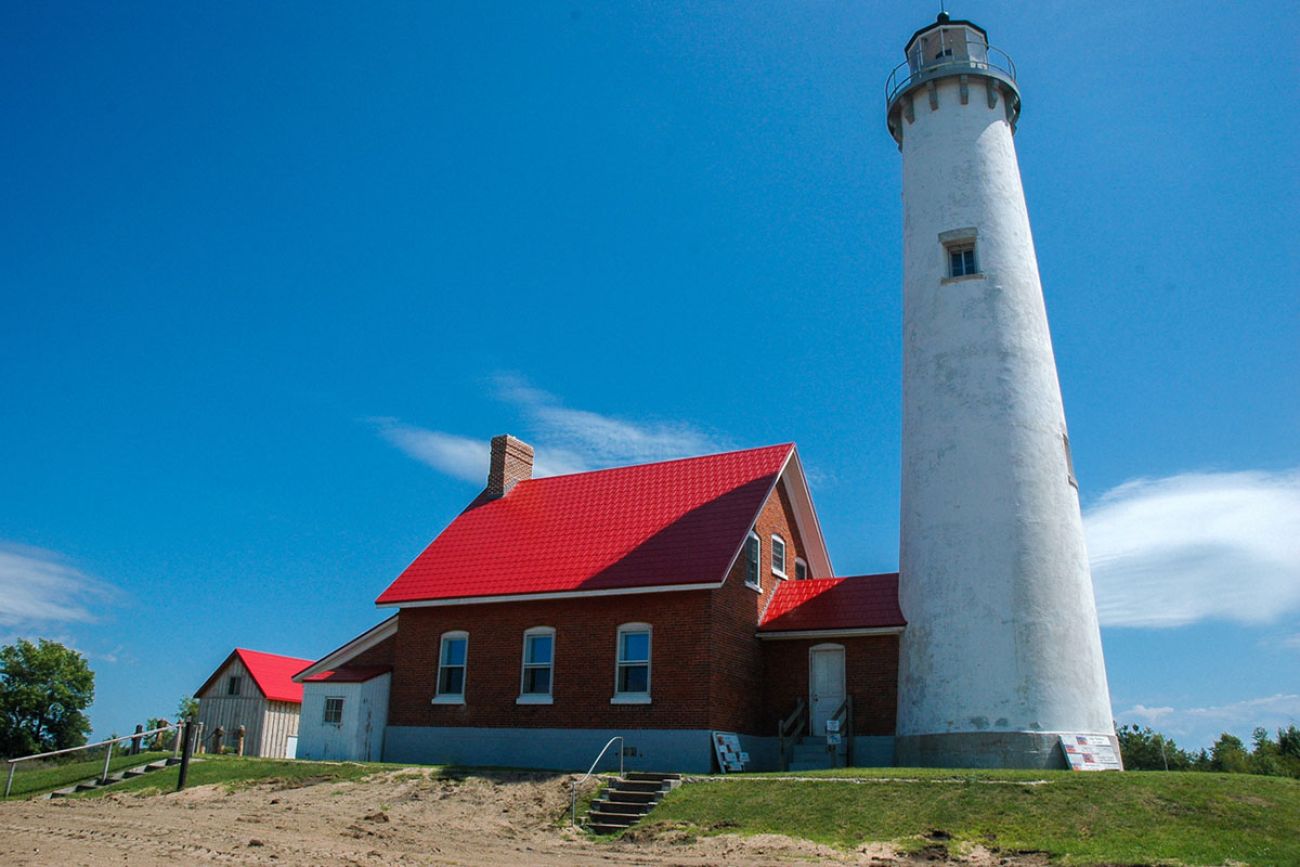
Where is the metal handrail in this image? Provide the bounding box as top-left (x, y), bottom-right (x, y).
top-left (569, 736), bottom-right (624, 827)
top-left (5, 722), bottom-right (182, 799)
top-left (885, 42), bottom-right (1017, 106)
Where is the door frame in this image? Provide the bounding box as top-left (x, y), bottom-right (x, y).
top-left (808, 642), bottom-right (846, 733)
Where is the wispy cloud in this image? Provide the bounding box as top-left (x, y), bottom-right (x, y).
top-left (1117, 694), bottom-right (1300, 750)
top-left (1084, 469), bottom-right (1300, 628)
top-left (372, 419), bottom-right (489, 484)
top-left (0, 543), bottom-right (120, 630)
top-left (374, 375), bottom-right (728, 483)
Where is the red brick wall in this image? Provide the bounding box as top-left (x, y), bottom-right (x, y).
top-left (388, 591), bottom-right (712, 729)
top-left (760, 636), bottom-right (899, 736)
top-left (347, 633), bottom-right (396, 668)
top-left (707, 479), bottom-right (807, 733)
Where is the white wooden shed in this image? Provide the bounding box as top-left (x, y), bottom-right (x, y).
top-left (292, 616), bottom-right (397, 762)
top-left (195, 648), bottom-right (312, 759)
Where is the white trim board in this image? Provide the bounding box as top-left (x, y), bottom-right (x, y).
top-left (756, 626), bottom-right (905, 641)
top-left (292, 615), bottom-right (398, 683)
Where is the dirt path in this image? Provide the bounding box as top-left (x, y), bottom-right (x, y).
top-left (0, 768), bottom-right (1041, 865)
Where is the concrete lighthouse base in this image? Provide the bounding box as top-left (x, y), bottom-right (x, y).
top-left (895, 732), bottom-right (1123, 770)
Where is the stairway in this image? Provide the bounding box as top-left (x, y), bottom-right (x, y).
top-left (584, 772), bottom-right (681, 834)
top-left (787, 736), bottom-right (846, 772)
top-left (46, 756), bottom-right (186, 799)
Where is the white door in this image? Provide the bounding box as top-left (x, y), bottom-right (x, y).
top-left (284, 735), bottom-right (298, 759)
top-left (809, 644), bottom-right (846, 733)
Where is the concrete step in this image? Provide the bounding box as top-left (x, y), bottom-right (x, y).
top-left (623, 771), bottom-right (681, 783)
top-left (603, 788), bottom-right (657, 804)
top-left (608, 779), bottom-right (664, 794)
top-left (592, 798), bottom-right (650, 815)
top-left (588, 821), bottom-right (635, 835)
top-left (588, 809), bottom-right (641, 827)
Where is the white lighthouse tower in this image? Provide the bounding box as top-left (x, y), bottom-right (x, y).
top-left (887, 13), bottom-right (1118, 768)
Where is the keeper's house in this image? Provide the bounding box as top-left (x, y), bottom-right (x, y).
top-left (293, 436), bottom-right (904, 772)
top-left (196, 648), bottom-right (312, 759)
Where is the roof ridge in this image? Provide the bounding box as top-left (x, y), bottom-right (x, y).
top-left (509, 442), bottom-right (795, 487)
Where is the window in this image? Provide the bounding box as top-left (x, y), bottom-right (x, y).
top-left (323, 697), bottom-right (344, 725)
top-left (434, 631), bottom-right (468, 704)
top-left (795, 558), bottom-right (808, 581)
top-left (744, 531), bottom-right (761, 590)
top-left (948, 243), bottom-right (978, 277)
top-left (612, 623), bottom-right (651, 703)
top-left (518, 627), bottom-right (555, 704)
top-left (939, 228), bottom-right (980, 281)
top-left (771, 535), bottom-right (787, 578)
top-left (227, 676), bottom-right (242, 696)
top-left (1063, 433), bottom-right (1078, 489)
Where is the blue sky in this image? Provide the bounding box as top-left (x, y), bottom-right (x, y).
top-left (2, 2), bottom-right (1296, 753)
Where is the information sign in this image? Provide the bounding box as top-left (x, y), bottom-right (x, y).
top-left (711, 731), bottom-right (748, 773)
top-left (1059, 734), bottom-right (1122, 771)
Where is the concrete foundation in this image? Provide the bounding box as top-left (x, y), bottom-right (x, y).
top-left (383, 726), bottom-right (719, 773)
top-left (895, 731), bottom-right (1121, 770)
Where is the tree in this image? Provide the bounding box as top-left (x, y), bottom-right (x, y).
top-left (1115, 723), bottom-right (1193, 771)
top-left (177, 695), bottom-right (199, 722)
top-left (0, 639), bottom-right (95, 758)
top-left (1210, 733), bottom-right (1250, 774)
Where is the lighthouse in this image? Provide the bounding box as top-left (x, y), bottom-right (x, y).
top-left (887, 14), bottom-right (1118, 768)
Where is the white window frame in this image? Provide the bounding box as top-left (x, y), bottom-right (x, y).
top-left (770, 534), bottom-right (788, 579)
top-left (947, 242), bottom-right (978, 277)
top-left (323, 696), bottom-right (344, 725)
top-left (517, 626), bottom-right (556, 705)
top-left (611, 622), bottom-right (651, 704)
top-left (744, 531), bottom-right (762, 592)
top-left (794, 557), bottom-right (809, 581)
top-left (433, 630), bottom-right (469, 705)
top-left (939, 227), bottom-right (981, 282)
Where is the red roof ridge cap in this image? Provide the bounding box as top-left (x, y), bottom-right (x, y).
top-left (509, 442), bottom-right (795, 485)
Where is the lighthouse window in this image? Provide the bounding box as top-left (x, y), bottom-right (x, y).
top-left (948, 243), bottom-right (978, 277)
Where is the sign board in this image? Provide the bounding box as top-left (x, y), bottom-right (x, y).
top-left (825, 719), bottom-right (840, 733)
top-left (711, 731), bottom-right (748, 774)
top-left (826, 733), bottom-right (842, 746)
top-left (1060, 735), bottom-right (1122, 771)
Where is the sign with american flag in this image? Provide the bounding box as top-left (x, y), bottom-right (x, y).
top-left (1060, 734), bottom-right (1122, 771)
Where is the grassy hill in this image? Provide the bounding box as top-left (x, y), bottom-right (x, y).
top-left (642, 767), bottom-right (1300, 866)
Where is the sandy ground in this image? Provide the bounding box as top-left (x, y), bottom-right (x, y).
top-left (0, 768), bottom-right (1046, 865)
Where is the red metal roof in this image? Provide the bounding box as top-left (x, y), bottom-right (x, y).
top-left (232, 649), bottom-right (314, 703)
top-left (303, 665), bottom-right (392, 684)
top-left (376, 444), bottom-right (794, 605)
top-left (759, 574), bottom-right (905, 633)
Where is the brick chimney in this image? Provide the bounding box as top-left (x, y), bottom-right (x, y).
top-left (485, 434), bottom-right (534, 498)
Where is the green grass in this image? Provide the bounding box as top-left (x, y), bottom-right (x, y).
top-left (5, 751), bottom-right (172, 799)
top-left (73, 754), bottom-right (404, 797)
top-left (646, 768), bottom-right (1300, 866)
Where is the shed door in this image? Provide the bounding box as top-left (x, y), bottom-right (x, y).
top-left (285, 735), bottom-right (298, 759)
top-left (809, 644), bottom-right (846, 733)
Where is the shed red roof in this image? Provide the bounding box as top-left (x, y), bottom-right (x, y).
top-left (230, 649), bottom-right (313, 703)
top-left (759, 574), bottom-right (905, 633)
top-left (303, 665), bottom-right (392, 684)
top-left (376, 444), bottom-right (794, 605)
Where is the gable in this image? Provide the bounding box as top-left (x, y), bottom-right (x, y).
top-left (197, 648), bottom-right (313, 704)
top-left (377, 444), bottom-right (818, 606)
